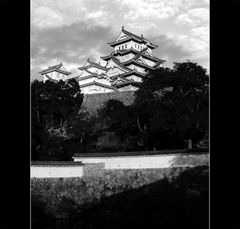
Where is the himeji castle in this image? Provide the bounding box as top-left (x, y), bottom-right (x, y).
top-left (40, 27), bottom-right (165, 94)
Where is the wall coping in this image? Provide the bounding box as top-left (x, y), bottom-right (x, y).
top-left (31, 161), bottom-right (84, 167)
top-left (73, 149), bottom-right (209, 159)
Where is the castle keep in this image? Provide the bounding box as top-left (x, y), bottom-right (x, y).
top-left (40, 27), bottom-right (165, 94)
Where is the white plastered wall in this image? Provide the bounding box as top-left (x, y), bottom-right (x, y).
top-left (43, 71), bottom-right (67, 82)
top-left (31, 166), bottom-right (83, 178)
top-left (73, 154), bottom-right (209, 170)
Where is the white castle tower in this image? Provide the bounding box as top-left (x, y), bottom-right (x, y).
top-left (40, 63), bottom-right (71, 83)
top-left (77, 27), bottom-right (165, 94)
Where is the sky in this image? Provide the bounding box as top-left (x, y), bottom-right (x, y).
top-left (31, 0), bottom-right (209, 81)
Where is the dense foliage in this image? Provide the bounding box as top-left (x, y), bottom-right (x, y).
top-left (101, 61), bottom-right (209, 150)
top-left (31, 79), bottom-right (84, 160)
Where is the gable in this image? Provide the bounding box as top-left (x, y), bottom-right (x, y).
top-left (84, 62), bottom-right (91, 67)
top-left (113, 78), bottom-right (128, 85)
top-left (116, 31), bottom-right (130, 42)
top-left (106, 66), bottom-right (126, 77)
top-left (143, 50), bottom-right (152, 56)
top-left (59, 65), bottom-right (67, 72)
top-left (85, 66), bottom-right (103, 74)
top-left (105, 59), bottom-right (128, 73)
top-left (136, 57), bottom-right (146, 64)
top-left (78, 70), bottom-right (94, 78)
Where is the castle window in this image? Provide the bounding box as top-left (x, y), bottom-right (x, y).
top-left (125, 44), bottom-right (127, 49)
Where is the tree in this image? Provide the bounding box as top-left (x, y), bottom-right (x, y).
top-left (135, 61), bottom-right (209, 149)
top-left (31, 78), bottom-right (84, 160)
top-left (100, 99), bottom-right (145, 150)
top-left (66, 110), bottom-right (100, 152)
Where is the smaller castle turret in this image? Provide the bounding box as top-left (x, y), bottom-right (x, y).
top-left (40, 63), bottom-right (71, 83)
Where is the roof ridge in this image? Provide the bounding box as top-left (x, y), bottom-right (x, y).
top-left (110, 56), bottom-right (132, 71)
top-left (122, 28), bottom-right (144, 41)
top-left (41, 63), bottom-right (62, 71)
top-left (79, 60), bottom-right (108, 71)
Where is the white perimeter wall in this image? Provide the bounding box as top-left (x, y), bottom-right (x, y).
top-left (31, 166), bottom-right (83, 178)
top-left (73, 154), bottom-right (209, 169)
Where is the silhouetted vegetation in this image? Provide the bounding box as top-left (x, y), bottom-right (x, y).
top-left (31, 78), bottom-right (84, 160)
top-left (101, 61), bottom-right (209, 151)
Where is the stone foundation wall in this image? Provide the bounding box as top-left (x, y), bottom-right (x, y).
top-left (81, 91), bottom-right (136, 114)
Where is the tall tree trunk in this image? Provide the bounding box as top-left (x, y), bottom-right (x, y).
top-left (51, 114), bottom-right (54, 128)
top-left (60, 117), bottom-right (63, 127)
top-left (145, 134), bottom-right (148, 151)
top-left (36, 105), bottom-right (40, 123)
top-left (187, 138), bottom-right (192, 149)
top-left (137, 116), bottom-right (148, 151)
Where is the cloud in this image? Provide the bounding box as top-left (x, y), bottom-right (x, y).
top-left (31, 6), bottom-right (66, 28)
top-left (175, 8), bottom-right (209, 27)
top-left (84, 10), bottom-right (113, 27)
top-left (187, 8), bottom-right (209, 22)
top-left (31, 0), bottom-right (209, 79)
top-left (31, 22), bottom-right (115, 80)
top-left (191, 26), bottom-right (209, 42)
top-left (175, 13), bottom-right (197, 26)
top-left (31, 0), bottom-right (113, 29)
top-left (122, 0), bottom-right (179, 22)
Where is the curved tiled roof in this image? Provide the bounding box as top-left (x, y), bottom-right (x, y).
top-left (102, 48), bottom-right (163, 63)
top-left (109, 56), bottom-right (132, 72)
top-left (31, 161), bottom-right (84, 167)
top-left (77, 74), bottom-right (98, 81)
top-left (118, 69), bottom-right (146, 78)
top-left (122, 28), bottom-right (158, 48)
top-left (41, 63), bottom-right (62, 72)
top-left (77, 71), bottom-right (109, 81)
top-left (101, 49), bottom-right (138, 60)
top-left (153, 61), bottom-right (164, 69)
top-left (73, 148), bottom-right (209, 158)
top-left (44, 74), bottom-right (58, 82)
top-left (108, 36), bottom-right (146, 47)
top-left (79, 59), bottom-right (109, 71)
top-left (40, 63), bottom-right (71, 75)
top-left (122, 59), bottom-right (155, 70)
top-left (79, 81), bottom-right (116, 90)
top-left (115, 80), bottom-right (141, 88)
top-left (133, 47), bottom-right (148, 60)
top-left (107, 27), bottom-right (158, 49)
top-left (111, 75), bottom-right (131, 85)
